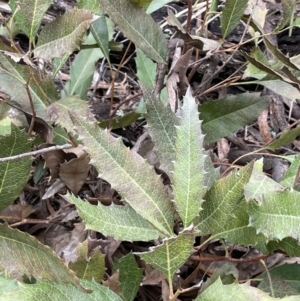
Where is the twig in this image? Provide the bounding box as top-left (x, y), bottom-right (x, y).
top-left (0, 144), bottom-right (72, 162)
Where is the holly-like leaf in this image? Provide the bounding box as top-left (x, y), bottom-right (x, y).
top-left (90, 13), bottom-right (111, 66)
top-left (211, 202), bottom-right (267, 253)
top-left (113, 253), bottom-right (143, 301)
top-left (0, 53), bottom-right (58, 120)
top-left (276, 0), bottom-right (295, 32)
top-left (136, 227), bottom-right (195, 285)
top-left (0, 276), bottom-right (123, 301)
top-left (136, 48), bottom-right (156, 88)
top-left (280, 156), bottom-right (300, 188)
top-left (142, 85), bottom-right (178, 176)
top-left (244, 159), bottom-right (283, 201)
top-left (200, 93), bottom-right (269, 145)
top-left (0, 224), bottom-right (86, 292)
top-left (267, 237), bottom-right (300, 257)
top-left (61, 48), bottom-right (104, 100)
top-left (0, 124), bottom-right (32, 211)
top-left (34, 9), bottom-right (93, 60)
top-left (69, 239), bottom-right (106, 282)
top-left (195, 277), bottom-right (298, 301)
top-left (47, 96), bottom-right (95, 131)
top-left (248, 189), bottom-right (300, 241)
top-left (173, 88), bottom-right (207, 227)
top-left (9, 0), bottom-right (52, 44)
top-left (194, 162), bottom-right (253, 236)
top-left (65, 193), bottom-right (163, 241)
top-left (67, 113), bottom-right (175, 236)
top-left (77, 0), bottom-right (100, 13)
top-left (221, 0), bottom-right (248, 38)
top-left (99, 0), bottom-right (167, 63)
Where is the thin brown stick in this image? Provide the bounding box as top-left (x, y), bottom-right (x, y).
top-left (109, 92), bottom-right (142, 119)
top-left (190, 253), bottom-right (271, 263)
top-left (109, 41), bottom-right (132, 128)
top-left (24, 73), bottom-right (36, 136)
top-left (183, 0), bottom-right (193, 54)
top-left (0, 144), bottom-right (72, 162)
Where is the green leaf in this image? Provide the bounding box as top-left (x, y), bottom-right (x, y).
top-left (173, 88), bottom-right (207, 227)
top-left (65, 193), bottom-right (162, 241)
top-left (136, 228), bottom-right (195, 285)
top-left (244, 159), bottom-right (283, 201)
top-left (90, 13), bottom-right (111, 66)
top-left (0, 224), bottom-right (86, 292)
top-left (113, 253), bottom-right (143, 301)
top-left (195, 277), bottom-right (299, 301)
top-left (0, 125), bottom-right (32, 211)
top-left (212, 202), bottom-right (267, 253)
top-left (9, 0), bottom-right (52, 44)
top-left (69, 239), bottom-right (105, 282)
top-left (276, 0), bottom-right (296, 32)
top-left (263, 37), bottom-right (300, 71)
top-left (47, 96), bottom-right (94, 132)
top-left (221, 0), bottom-right (248, 38)
top-left (242, 51), bottom-right (300, 89)
top-left (203, 154), bottom-right (220, 191)
top-left (194, 162), bottom-right (253, 235)
top-left (280, 156), bottom-right (300, 187)
top-left (99, 0), bottom-right (167, 63)
top-left (258, 263), bottom-right (300, 298)
top-left (61, 48), bottom-right (103, 100)
top-left (248, 189), bottom-right (300, 241)
top-left (99, 111), bottom-right (142, 130)
top-left (0, 276), bottom-right (123, 301)
top-left (267, 237), bottom-right (300, 257)
top-left (52, 54), bottom-right (70, 78)
top-left (34, 8), bottom-right (93, 60)
top-left (68, 112), bottom-right (175, 237)
top-left (0, 53), bottom-right (58, 120)
top-left (265, 127), bottom-right (300, 152)
top-left (77, 0), bottom-right (100, 13)
top-left (200, 92), bottom-right (269, 145)
top-left (242, 79), bottom-right (300, 102)
top-left (135, 48), bottom-right (156, 88)
top-left (142, 85), bottom-right (178, 176)
top-left (146, 0), bottom-right (177, 14)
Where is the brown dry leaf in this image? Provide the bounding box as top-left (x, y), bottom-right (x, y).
top-left (88, 238), bottom-right (111, 257)
top-left (217, 138), bottom-right (230, 161)
top-left (42, 178), bottom-right (66, 200)
top-left (25, 112), bottom-right (54, 143)
top-left (0, 204), bottom-right (35, 223)
top-left (59, 152), bottom-right (91, 195)
top-left (161, 278), bottom-right (170, 301)
top-left (142, 264), bottom-right (166, 285)
top-left (166, 48), bottom-right (193, 112)
top-left (102, 269), bottom-right (120, 295)
top-left (41, 143), bottom-right (66, 178)
top-left (103, 238), bottom-right (121, 268)
top-left (44, 224), bottom-right (71, 254)
top-left (258, 109), bottom-right (272, 143)
top-left (63, 145), bottom-right (86, 157)
top-left (61, 222), bottom-right (88, 264)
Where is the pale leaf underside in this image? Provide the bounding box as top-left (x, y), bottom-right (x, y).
top-left (136, 228), bottom-right (195, 284)
top-left (69, 112), bottom-right (174, 237)
top-left (249, 189), bottom-right (300, 241)
top-left (65, 193), bottom-right (162, 241)
top-left (34, 9), bottom-right (93, 60)
top-left (99, 0), bottom-right (167, 63)
top-left (0, 224), bottom-right (85, 291)
top-left (194, 162), bottom-right (253, 235)
top-left (142, 85), bottom-right (178, 176)
top-left (173, 89), bottom-right (206, 227)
